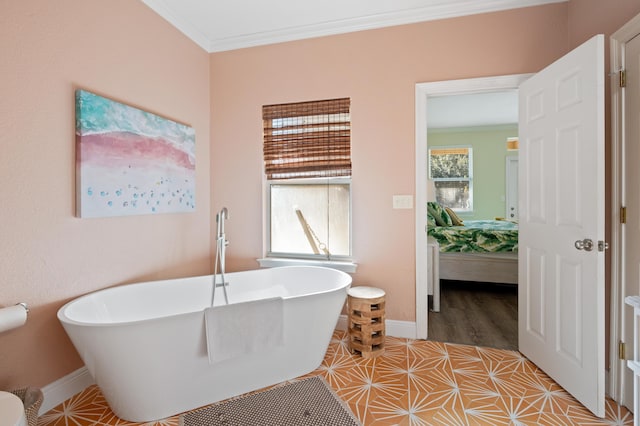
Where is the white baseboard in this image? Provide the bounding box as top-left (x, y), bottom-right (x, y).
top-left (386, 319), bottom-right (418, 339)
top-left (40, 367), bottom-right (94, 415)
top-left (337, 314), bottom-right (417, 339)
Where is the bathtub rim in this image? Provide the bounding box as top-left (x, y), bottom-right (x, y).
top-left (57, 265), bottom-right (352, 328)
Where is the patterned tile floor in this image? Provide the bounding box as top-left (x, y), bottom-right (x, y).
top-left (38, 330), bottom-right (633, 425)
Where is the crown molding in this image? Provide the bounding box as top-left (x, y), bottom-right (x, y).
top-left (143, 0), bottom-right (567, 53)
top-left (141, 0), bottom-right (211, 51)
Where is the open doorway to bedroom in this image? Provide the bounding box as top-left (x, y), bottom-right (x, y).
top-left (427, 91), bottom-right (518, 350)
top-left (414, 74), bottom-right (532, 348)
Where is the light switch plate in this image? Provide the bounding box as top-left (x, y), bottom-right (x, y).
top-left (393, 195), bottom-right (413, 209)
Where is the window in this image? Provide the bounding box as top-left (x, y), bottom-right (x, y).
top-left (263, 98), bottom-right (351, 261)
top-left (428, 146), bottom-right (473, 211)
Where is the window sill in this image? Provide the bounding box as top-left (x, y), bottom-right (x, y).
top-left (257, 257), bottom-right (357, 273)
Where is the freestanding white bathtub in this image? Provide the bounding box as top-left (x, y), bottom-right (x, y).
top-left (57, 266), bottom-right (351, 422)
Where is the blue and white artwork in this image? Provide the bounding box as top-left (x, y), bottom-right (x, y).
top-left (75, 90), bottom-right (196, 217)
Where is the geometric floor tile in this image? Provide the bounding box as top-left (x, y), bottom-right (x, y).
top-left (37, 330), bottom-right (634, 426)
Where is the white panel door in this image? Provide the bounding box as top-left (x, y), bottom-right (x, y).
top-left (518, 35), bottom-right (605, 417)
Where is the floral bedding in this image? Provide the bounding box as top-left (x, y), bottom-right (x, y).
top-left (428, 220), bottom-right (518, 253)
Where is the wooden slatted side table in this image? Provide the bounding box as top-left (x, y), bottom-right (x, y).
top-left (347, 286), bottom-right (386, 358)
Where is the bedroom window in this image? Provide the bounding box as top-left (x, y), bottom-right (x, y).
top-left (428, 146), bottom-right (473, 212)
top-left (262, 98), bottom-right (352, 261)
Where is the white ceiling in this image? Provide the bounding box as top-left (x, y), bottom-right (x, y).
top-left (427, 91), bottom-right (519, 129)
top-left (141, 0), bottom-right (566, 53)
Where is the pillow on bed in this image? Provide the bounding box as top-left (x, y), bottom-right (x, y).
top-left (427, 201), bottom-right (453, 227)
top-left (427, 210), bottom-right (437, 227)
top-left (445, 207), bottom-right (464, 226)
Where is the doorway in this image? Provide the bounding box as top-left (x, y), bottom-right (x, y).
top-left (414, 74), bottom-right (531, 339)
top-left (424, 90), bottom-right (520, 349)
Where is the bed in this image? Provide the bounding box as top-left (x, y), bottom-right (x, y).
top-left (427, 202), bottom-right (519, 286)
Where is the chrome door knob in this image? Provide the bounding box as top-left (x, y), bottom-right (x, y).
top-left (574, 239), bottom-right (594, 251)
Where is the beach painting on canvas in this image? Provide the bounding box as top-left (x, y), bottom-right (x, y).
top-left (75, 90), bottom-right (195, 217)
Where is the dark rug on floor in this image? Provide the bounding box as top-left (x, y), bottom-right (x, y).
top-left (179, 376), bottom-right (361, 426)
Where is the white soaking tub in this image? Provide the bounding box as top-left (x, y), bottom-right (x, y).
top-left (57, 266), bottom-right (351, 422)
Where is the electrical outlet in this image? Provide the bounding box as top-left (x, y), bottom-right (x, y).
top-left (393, 195), bottom-right (413, 209)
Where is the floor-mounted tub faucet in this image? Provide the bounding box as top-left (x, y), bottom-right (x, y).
top-left (217, 207), bottom-right (229, 257)
top-left (212, 207), bottom-right (229, 306)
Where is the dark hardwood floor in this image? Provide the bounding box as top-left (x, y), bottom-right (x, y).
top-left (428, 279), bottom-right (518, 350)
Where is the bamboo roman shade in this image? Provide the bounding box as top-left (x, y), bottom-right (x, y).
top-left (263, 98), bottom-right (351, 180)
top-left (429, 147), bottom-right (469, 156)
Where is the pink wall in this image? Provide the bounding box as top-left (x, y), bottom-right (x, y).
top-left (210, 4), bottom-right (569, 323)
top-left (3, 0), bottom-right (639, 395)
top-left (568, 0), bottom-right (640, 49)
top-left (0, 1), bottom-right (211, 390)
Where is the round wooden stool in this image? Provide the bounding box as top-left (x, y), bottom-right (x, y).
top-left (347, 286), bottom-right (386, 358)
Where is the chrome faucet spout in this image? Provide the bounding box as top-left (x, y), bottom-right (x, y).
top-left (216, 207), bottom-right (229, 239)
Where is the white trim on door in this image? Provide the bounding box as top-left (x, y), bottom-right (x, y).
top-left (414, 74), bottom-right (532, 339)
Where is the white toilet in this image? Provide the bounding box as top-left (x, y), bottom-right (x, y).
top-left (0, 391), bottom-right (27, 426)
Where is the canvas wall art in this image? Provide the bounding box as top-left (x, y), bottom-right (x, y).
top-left (75, 90), bottom-right (195, 217)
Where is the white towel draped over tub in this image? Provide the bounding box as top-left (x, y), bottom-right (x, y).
top-left (204, 297), bottom-right (284, 364)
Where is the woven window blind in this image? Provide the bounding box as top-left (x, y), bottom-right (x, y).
top-left (263, 98), bottom-right (351, 180)
top-left (430, 147), bottom-right (469, 156)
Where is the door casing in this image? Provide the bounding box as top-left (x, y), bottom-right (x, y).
top-left (610, 12), bottom-right (640, 411)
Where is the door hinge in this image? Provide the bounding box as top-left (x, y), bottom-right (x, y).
top-left (620, 69), bottom-right (627, 88)
top-left (621, 206), bottom-right (627, 224)
top-left (619, 341), bottom-right (626, 360)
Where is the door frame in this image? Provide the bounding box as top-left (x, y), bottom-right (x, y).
top-left (414, 74), bottom-right (531, 339)
top-left (610, 13), bottom-right (640, 408)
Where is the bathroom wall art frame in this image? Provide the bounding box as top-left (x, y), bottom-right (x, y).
top-left (75, 90), bottom-right (195, 218)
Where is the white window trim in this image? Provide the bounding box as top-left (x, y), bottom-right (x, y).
top-left (257, 257), bottom-right (357, 273)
